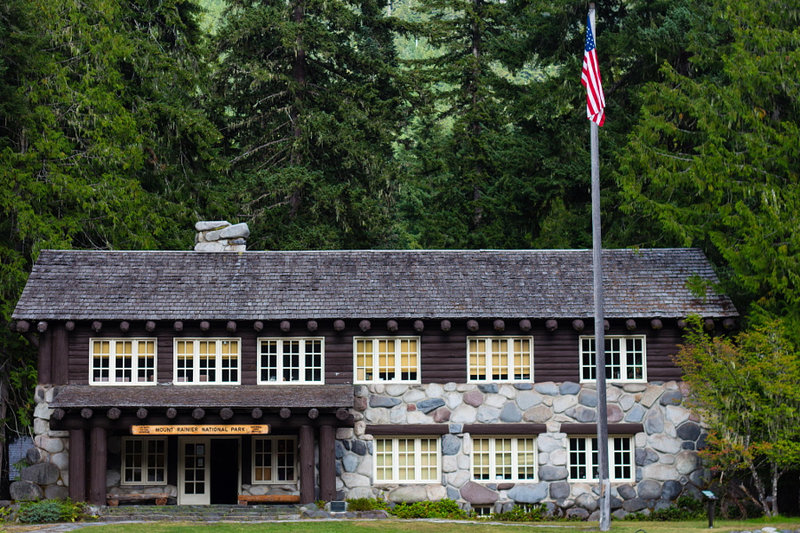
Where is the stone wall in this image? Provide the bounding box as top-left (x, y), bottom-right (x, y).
top-left (337, 381), bottom-right (708, 519)
top-left (10, 385), bottom-right (69, 501)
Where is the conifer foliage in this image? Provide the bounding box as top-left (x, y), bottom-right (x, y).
top-left (212, 0), bottom-right (408, 249)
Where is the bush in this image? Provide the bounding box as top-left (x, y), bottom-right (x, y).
top-left (490, 504), bottom-right (549, 522)
top-left (345, 498), bottom-right (389, 511)
top-left (390, 499), bottom-right (468, 519)
top-left (17, 499), bottom-right (88, 523)
top-left (624, 496), bottom-right (705, 521)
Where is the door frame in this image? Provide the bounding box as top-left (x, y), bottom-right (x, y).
top-left (178, 436), bottom-right (242, 505)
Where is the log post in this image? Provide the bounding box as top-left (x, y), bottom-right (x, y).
top-left (52, 324), bottom-right (68, 385)
top-left (299, 425), bottom-right (314, 504)
top-left (37, 329), bottom-right (52, 385)
top-left (69, 429), bottom-right (86, 502)
top-left (319, 425), bottom-right (335, 501)
top-left (89, 426), bottom-right (107, 505)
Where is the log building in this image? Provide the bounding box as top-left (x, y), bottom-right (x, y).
top-left (11, 222), bottom-right (737, 517)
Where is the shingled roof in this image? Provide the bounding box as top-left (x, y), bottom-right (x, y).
top-left (12, 248), bottom-right (737, 321)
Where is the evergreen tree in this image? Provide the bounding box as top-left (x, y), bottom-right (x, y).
top-left (212, 0), bottom-right (408, 249)
top-left (0, 0), bottom-right (220, 495)
top-left (617, 0), bottom-right (800, 319)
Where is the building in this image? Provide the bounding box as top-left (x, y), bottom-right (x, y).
top-left (10, 222), bottom-right (737, 517)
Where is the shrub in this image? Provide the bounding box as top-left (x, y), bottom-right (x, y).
top-left (17, 499), bottom-right (88, 523)
top-left (345, 498), bottom-right (389, 512)
top-left (390, 499), bottom-right (467, 519)
top-left (624, 496), bottom-right (705, 521)
top-left (490, 504), bottom-right (549, 522)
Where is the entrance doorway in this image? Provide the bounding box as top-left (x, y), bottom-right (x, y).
top-left (178, 437), bottom-right (240, 505)
top-left (211, 439), bottom-right (239, 504)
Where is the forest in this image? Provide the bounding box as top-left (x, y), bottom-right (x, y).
top-left (0, 0), bottom-right (798, 503)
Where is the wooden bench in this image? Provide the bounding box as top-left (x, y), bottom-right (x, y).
top-left (106, 492), bottom-right (170, 506)
top-left (237, 494), bottom-right (301, 505)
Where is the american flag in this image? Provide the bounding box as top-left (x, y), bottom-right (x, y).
top-left (581, 14), bottom-right (605, 126)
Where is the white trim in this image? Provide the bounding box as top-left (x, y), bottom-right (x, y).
top-left (567, 435), bottom-right (634, 482)
top-left (178, 437), bottom-right (210, 504)
top-left (257, 337), bottom-right (325, 384)
top-left (373, 435), bottom-right (441, 484)
top-left (469, 435), bottom-right (537, 482)
top-left (251, 436), bottom-right (299, 484)
top-left (578, 335), bottom-right (647, 383)
top-left (120, 437), bottom-right (167, 486)
top-left (173, 338), bottom-right (241, 385)
top-left (90, 338), bottom-right (157, 386)
top-left (353, 336), bottom-right (421, 384)
top-left (466, 336), bottom-right (534, 383)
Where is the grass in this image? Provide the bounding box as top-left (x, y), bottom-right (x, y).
top-left (2, 517), bottom-right (797, 533)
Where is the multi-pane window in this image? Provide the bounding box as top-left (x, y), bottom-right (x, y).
top-left (354, 337), bottom-right (420, 383)
top-left (258, 338), bottom-right (324, 384)
top-left (174, 339), bottom-right (240, 384)
top-left (252, 437), bottom-right (297, 483)
top-left (374, 436), bottom-right (440, 483)
top-left (568, 436), bottom-right (634, 482)
top-left (122, 438), bottom-right (166, 485)
top-left (468, 337), bottom-right (533, 382)
top-left (90, 339), bottom-right (156, 385)
top-left (471, 437), bottom-right (537, 481)
top-left (580, 336), bottom-right (646, 382)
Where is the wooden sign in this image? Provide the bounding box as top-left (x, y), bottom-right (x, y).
top-left (131, 425), bottom-right (270, 435)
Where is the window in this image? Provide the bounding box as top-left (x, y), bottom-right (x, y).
top-left (174, 339), bottom-right (240, 384)
top-left (122, 438), bottom-right (167, 485)
top-left (568, 436), bottom-right (634, 482)
top-left (471, 436), bottom-right (537, 482)
top-left (468, 337), bottom-right (533, 382)
top-left (90, 339), bottom-right (156, 385)
top-left (580, 336), bottom-right (646, 382)
top-left (374, 436), bottom-right (440, 483)
top-left (258, 338), bottom-right (324, 384)
top-left (252, 437), bottom-right (297, 483)
top-left (354, 337), bottom-right (420, 383)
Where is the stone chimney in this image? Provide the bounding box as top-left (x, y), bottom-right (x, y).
top-left (194, 221), bottom-right (250, 252)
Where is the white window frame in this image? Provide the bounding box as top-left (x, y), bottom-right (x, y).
top-left (257, 337), bottom-right (325, 384)
top-left (567, 435), bottom-right (634, 482)
top-left (354, 336), bottom-right (421, 384)
top-left (251, 436), bottom-right (298, 484)
top-left (470, 435), bottom-right (537, 482)
top-left (467, 336), bottom-right (534, 383)
top-left (90, 338), bottom-right (157, 386)
top-left (121, 437), bottom-right (167, 485)
top-left (579, 335), bottom-right (647, 383)
top-left (373, 436), bottom-right (441, 484)
top-left (173, 338), bottom-right (241, 385)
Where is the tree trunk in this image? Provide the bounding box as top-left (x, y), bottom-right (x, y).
top-left (748, 459), bottom-right (771, 516)
top-left (0, 374), bottom-right (8, 499)
top-left (770, 462), bottom-right (780, 517)
top-left (469, 0), bottom-right (483, 230)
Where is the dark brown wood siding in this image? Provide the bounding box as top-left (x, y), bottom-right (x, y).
top-left (65, 318), bottom-right (686, 387)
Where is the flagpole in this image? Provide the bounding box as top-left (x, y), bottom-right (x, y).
top-left (589, 3), bottom-right (611, 531)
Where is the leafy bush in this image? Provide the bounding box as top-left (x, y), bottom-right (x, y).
top-left (490, 504), bottom-right (549, 522)
top-left (345, 498), bottom-right (389, 512)
top-left (624, 496), bottom-right (705, 521)
top-left (390, 499), bottom-right (467, 519)
top-left (17, 499), bottom-right (88, 523)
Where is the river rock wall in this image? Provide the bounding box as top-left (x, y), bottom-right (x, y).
top-left (336, 381), bottom-right (708, 519)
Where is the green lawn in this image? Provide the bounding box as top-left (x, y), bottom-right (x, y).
top-left (35, 517), bottom-right (799, 533)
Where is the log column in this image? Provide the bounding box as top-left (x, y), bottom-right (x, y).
top-left (88, 426), bottom-right (107, 505)
top-left (319, 425), bottom-right (336, 501)
top-left (37, 330), bottom-right (52, 384)
top-left (68, 429), bottom-right (86, 501)
top-left (299, 425), bottom-right (314, 504)
top-left (52, 324), bottom-right (69, 385)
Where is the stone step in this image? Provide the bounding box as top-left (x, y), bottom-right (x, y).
top-left (99, 504), bottom-right (302, 522)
